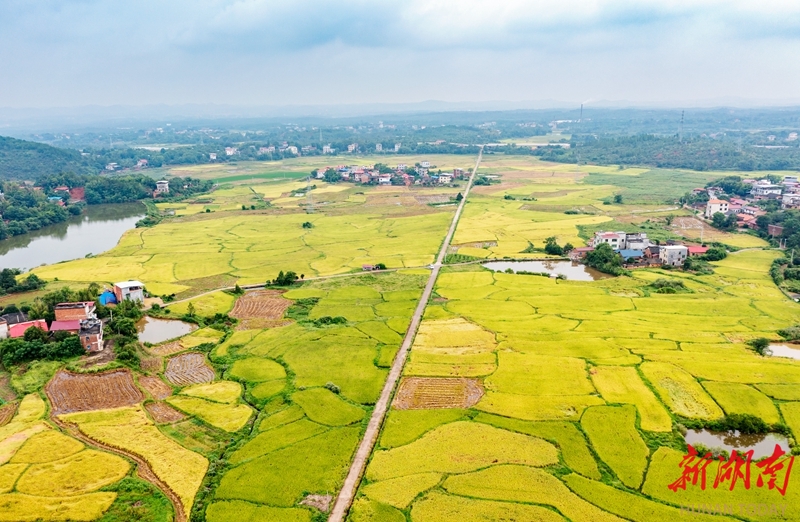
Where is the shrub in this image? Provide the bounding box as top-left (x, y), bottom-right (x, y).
top-left (748, 337), bottom-right (771, 356)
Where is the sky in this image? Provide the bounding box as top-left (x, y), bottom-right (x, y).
top-left (2, 0), bottom-right (800, 109)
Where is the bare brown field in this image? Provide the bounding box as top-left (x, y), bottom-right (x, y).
top-left (141, 357), bottom-right (164, 372)
top-left (231, 290), bottom-right (291, 322)
top-left (145, 402), bottom-right (186, 424)
top-left (165, 353), bottom-right (215, 386)
top-left (150, 341), bottom-right (185, 357)
top-left (46, 369), bottom-right (144, 414)
top-left (0, 403), bottom-right (17, 426)
top-left (471, 181), bottom-right (525, 195)
top-left (392, 377), bottom-right (484, 409)
top-left (139, 376), bottom-right (173, 399)
top-left (301, 493), bottom-right (333, 513)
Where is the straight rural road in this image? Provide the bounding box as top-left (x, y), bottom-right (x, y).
top-left (327, 147), bottom-right (483, 522)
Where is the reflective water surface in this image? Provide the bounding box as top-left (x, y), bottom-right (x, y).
top-left (136, 316), bottom-right (197, 344)
top-left (0, 203), bottom-right (145, 271)
top-left (482, 259), bottom-right (611, 281)
top-left (684, 429), bottom-right (790, 459)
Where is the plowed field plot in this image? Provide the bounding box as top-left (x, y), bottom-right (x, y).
top-left (165, 352), bottom-right (216, 386)
top-left (231, 290), bottom-right (291, 319)
top-left (0, 403), bottom-right (16, 426)
top-left (393, 377), bottom-right (484, 409)
top-left (139, 376), bottom-right (173, 399)
top-left (46, 369), bottom-right (144, 414)
top-left (145, 401), bottom-right (187, 423)
top-left (150, 341), bottom-right (185, 356)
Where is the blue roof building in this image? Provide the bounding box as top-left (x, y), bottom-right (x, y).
top-left (618, 249), bottom-right (644, 259)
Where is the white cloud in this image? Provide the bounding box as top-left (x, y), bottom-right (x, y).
top-left (1, 0), bottom-right (799, 107)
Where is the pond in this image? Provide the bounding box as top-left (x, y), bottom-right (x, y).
top-left (684, 429), bottom-right (790, 459)
top-left (769, 344), bottom-right (800, 360)
top-left (481, 259), bottom-right (611, 282)
top-left (136, 316), bottom-right (197, 344)
top-left (0, 202), bottom-right (145, 271)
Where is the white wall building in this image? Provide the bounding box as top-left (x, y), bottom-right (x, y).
top-left (592, 231), bottom-right (628, 249)
top-left (660, 245), bottom-right (689, 266)
top-left (705, 199), bottom-right (729, 218)
top-left (751, 180), bottom-right (782, 198)
top-left (113, 281), bottom-right (145, 303)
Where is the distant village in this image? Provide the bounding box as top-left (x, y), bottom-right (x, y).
top-left (312, 161), bottom-right (468, 186)
top-left (0, 280), bottom-right (145, 352)
top-left (697, 175), bottom-right (800, 233)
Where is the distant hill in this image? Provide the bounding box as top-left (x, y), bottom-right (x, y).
top-left (0, 135), bottom-right (93, 180)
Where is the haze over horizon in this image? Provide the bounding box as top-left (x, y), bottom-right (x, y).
top-left (2, 0), bottom-right (800, 111)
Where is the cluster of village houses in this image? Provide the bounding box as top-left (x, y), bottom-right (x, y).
top-left (700, 176), bottom-right (800, 232)
top-left (313, 162), bottom-right (468, 186)
top-left (0, 280), bottom-right (145, 353)
top-left (569, 231), bottom-right (708, 267)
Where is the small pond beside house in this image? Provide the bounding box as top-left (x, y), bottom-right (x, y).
top-left (136, 316), bottom-right (197, 344)
top-left (482, 259), bottom-right (611, 282)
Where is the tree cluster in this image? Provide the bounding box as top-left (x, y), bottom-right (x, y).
top-left (0, 182), bottom-right (82, 239)
top-left (584, 243), bottom-right (626, 276)
top-left (0, 327), bottom-right (84, 367)
top-left (0, 269), bottom-right (45, 295)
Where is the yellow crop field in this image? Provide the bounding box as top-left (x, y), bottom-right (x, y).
top-left (411, 491), bottom-right (566, 522)
top-left (167, 395), bottom-right (253, 432)
top-left (366, 422), bottom-right (557, 481)
top-left (442, 465), bottom-right (623, 522)
top-left (15, 450), bottom-right (129, 496)
top-left (61, 406), bottom-right (209, 514)
top-left (701, 382), bottom-right (781, 424)
top-left (168, 291), bottom-right (236, 316)
top-left (31, 200), bottom-right (454, 292)
top-left (590, 366), bottom-right (672, 431)
top-left (0, 492), bottom-right (118, 522)
top-left (180, 381), bottom-right (243, 403)
top-left (639, 362), bottom-right (723, 420)
top-left (362, 472), bottom-right (442, 508)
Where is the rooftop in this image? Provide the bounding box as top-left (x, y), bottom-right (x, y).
top-left (115, 280), bottom-right (144, 289)
top-left (50, 320), bottom-right (81, 331)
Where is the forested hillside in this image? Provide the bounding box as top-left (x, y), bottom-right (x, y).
top-left (0, 135), bottom-right (92, 179)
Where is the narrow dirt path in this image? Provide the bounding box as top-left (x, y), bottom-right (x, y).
top-left (50, 415), bottom-right (187, 522)
top-left (327, 148), bottom-right (483, 522)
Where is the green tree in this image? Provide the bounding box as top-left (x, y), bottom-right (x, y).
top-left (187, 302), bottom-right (196, 317)
top-left (613, 194), bottom-right (623, 204)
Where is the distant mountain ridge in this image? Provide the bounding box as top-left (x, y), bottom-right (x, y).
top-left (0, 135), bottom-right (92, 180)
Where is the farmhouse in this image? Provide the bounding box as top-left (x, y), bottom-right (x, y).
top-left (751, 180), bottom-right (782, 198)
top-left (114, 281), bottom-right (145, 303)
top-left (9, 319), bottom-right (48, 339)
top-left (687, 246), bottom-right (709, 257)
top-left (155, 180), bottom-right (169, 194)
top-left (50, 320), bottom-right (81, 335)
top-left (704, 199), bottom-right (729, 218)
top-left (568, 246), bottom-right (594, 261)
top-left (618, 249), bottom-right (644, 261)
top-left (591, 231), bottom-right (651, 251)
top-left (659, 245), bottom-right (689, 266)
top-left (55, 301), bottom-right (96, 321)
top-left (80, 319), bottom-right (104, 352)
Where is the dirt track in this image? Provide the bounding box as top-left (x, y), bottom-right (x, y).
top-left (327, 148), bottom-right (483, 522)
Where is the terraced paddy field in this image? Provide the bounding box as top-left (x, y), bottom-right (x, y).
top-left (350, 155), bottom-right (800, 522)
top-left (8, 154), bottom-right (800, 522)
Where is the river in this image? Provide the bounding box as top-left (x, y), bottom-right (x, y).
top-left (0, 202), bottom-right (145, 271)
